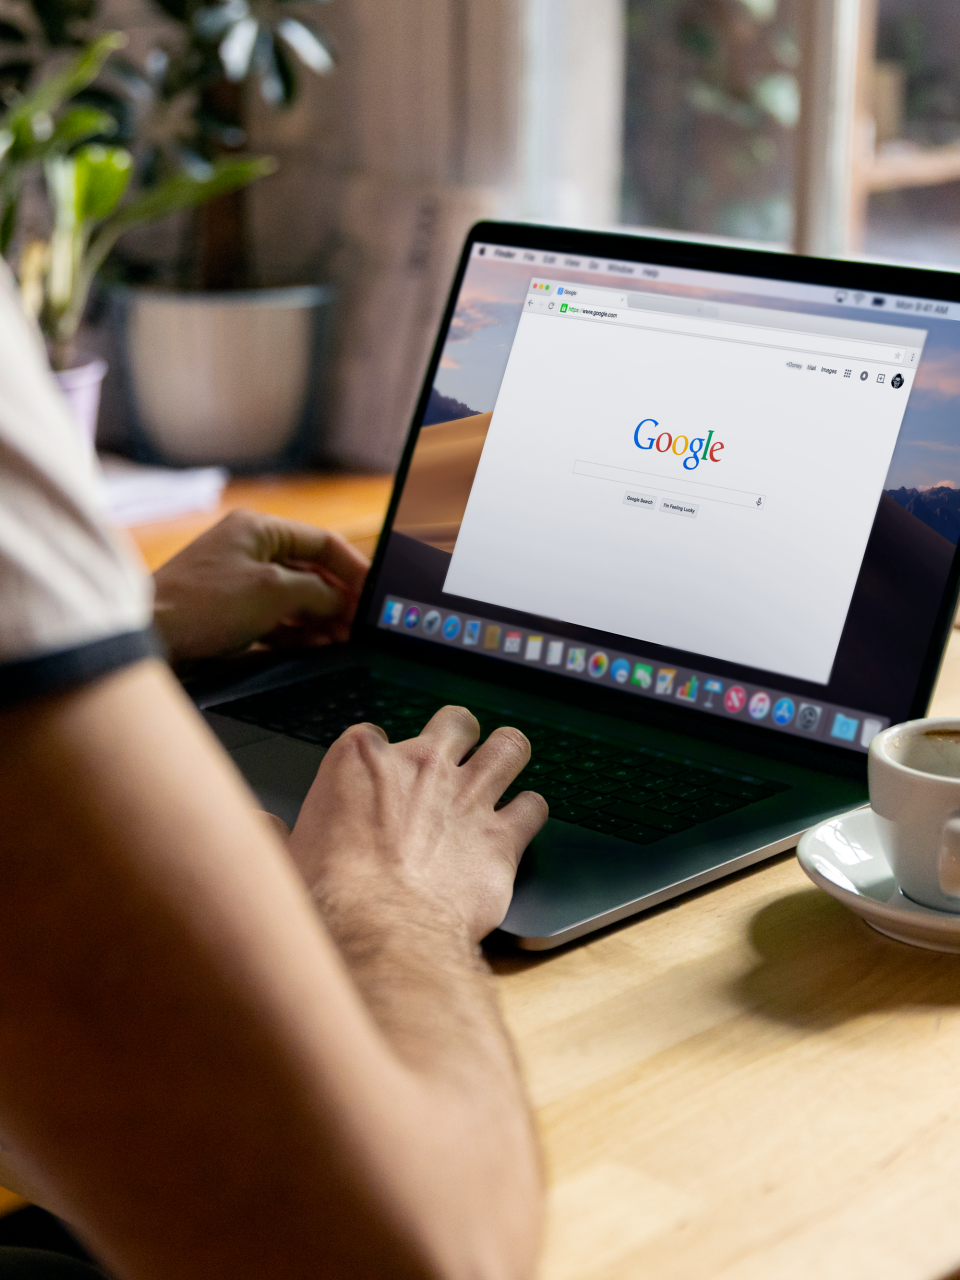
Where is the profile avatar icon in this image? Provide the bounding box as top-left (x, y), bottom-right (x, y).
top-left (891, 373), bottom-right (904, 389)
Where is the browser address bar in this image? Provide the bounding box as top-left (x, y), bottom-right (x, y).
top-left (559, 303), bottom-right (918, 366)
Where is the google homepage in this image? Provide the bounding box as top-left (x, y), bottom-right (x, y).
top-left (443, 284), bottom-right (926, 685)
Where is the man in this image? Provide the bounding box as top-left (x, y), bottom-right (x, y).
top-left (0, 257), bottom-right (547, 1279)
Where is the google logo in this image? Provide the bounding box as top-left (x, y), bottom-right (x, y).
top-left (634, 419), bottom-right (725, 471)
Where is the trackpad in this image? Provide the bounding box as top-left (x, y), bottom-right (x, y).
top-left (228, 734), bottom-right (326, 830)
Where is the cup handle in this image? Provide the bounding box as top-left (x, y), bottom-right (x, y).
top-left (939, 815), bottom-right (960, 898)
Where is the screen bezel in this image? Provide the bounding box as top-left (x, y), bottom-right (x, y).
top-left (352, 220), bottom-right (960, 775)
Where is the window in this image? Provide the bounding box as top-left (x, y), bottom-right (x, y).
top-left (621, 0), bottom-right (802, 245)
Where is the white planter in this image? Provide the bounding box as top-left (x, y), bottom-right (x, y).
top-left (53, 358), bottom-right (108, 454)
top-left (121, 285), bottom-right (334, 468)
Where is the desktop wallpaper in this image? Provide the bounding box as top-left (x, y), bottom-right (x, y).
top-left (394, 253), bottom-right (960, 551)
top-left (379, 248), bottom-right (960, 719)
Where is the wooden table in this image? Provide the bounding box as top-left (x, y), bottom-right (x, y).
top-left (128, 473), bottom-right (393, 571)
top-left (12, 473), bottom-right (960, 1278)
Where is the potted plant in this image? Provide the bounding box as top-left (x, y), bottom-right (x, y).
top-left (113, 0), bottom-right (337, 468)
top-left (1, 33), bottom-right (273, 448)
top-left (0, 0), bottom-right (336, 466)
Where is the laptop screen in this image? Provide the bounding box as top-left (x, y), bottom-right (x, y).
top-left (367, 230), bottom-right (960, 756)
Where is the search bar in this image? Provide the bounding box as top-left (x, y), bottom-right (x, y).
top-left (573, 459), bottom-right (766, 510)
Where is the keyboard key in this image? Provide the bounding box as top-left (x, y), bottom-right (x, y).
top-left (550, 803), bottom-right (592, 824)
top-left (601, 764), bottom-right (639, 783)
top-left (616, 783), bottom-right (671, 806)
top-left (677, 769), bottom-right (712, 787)
top-left (601, 800), bottom-right (695, 833)
top-left (575, 792), bottom-right (613, 811)
top-left (646, 761), bottom-right (683, 777)
top-left (552, 767), bottom-right (591, 786)
top-left (684, 800), bottom-right (740, 822)
top-left (537, 783), bottom-right (587, 802)
top-left (578, 813), bottom-right (631, 834)
top-left (581, 775), bottom-right (627, 795)
top-left (575, 758), bottom-right (610, 773)
top-left (523, 759), bottom-right (559, 778)
top-left (645, 797), bottom-right (694, 815)
top-left (664, 784), bottom-right (714, 802)
top-left (633, 773), bottom-right (671, 790)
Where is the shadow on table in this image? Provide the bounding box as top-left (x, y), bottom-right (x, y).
top-left (732, 887), bottom-right (960, 1029)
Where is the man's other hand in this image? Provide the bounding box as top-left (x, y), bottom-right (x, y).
top-left (291, 706), bottom-right (549, 946)
top-left (152, 509), bottom-right (369, 662)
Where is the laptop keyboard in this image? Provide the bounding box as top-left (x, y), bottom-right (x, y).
top-left (216, 672), bottom-right (790, 846)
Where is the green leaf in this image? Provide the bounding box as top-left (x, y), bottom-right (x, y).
top-left (0, 194), bottom-right (16, 254)
top-left (70, 87), bottom-right (132, 145)
top-left (47, 105), bottom-right (116, 151)
top-left (0, 32), bottom-right (127, 131)
top-left (75, 144), bottom-right (132, 221)
top-left (105, 154), bottom-right (274, 236)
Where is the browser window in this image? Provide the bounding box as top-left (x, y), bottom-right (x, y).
top-left (371, 236), bottom-right (960, 753)
top-left (444, 281), bottom-right (925, 685)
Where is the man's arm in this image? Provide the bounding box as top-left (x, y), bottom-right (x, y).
top-left (0, 661), bottom-right (544, 1280)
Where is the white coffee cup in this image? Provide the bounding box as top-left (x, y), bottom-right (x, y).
top-left (869, 717), bottom-right (960, 913)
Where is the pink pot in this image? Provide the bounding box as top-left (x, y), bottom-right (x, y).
top-left (52, 358), bottom-right (108, 453)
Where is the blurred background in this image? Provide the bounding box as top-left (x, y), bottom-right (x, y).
top-left (2, 0), bottom-right (959, 478)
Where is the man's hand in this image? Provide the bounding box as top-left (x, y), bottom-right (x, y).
top-left (290, 706), bottom-right (549, 947)
top-left (152, 509), bottom-right (369, 662)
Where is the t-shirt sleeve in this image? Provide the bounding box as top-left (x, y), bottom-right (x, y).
top-left (0, 259), bottom-right (155, 709)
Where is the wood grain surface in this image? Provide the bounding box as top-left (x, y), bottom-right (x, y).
top-left (128, 472), bottom-right (393, 570)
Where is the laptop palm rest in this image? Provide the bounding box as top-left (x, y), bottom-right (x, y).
top-left (206, 712), bottom-right (324, 831)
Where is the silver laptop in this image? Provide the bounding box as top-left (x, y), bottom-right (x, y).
top-left (196, 222), bottom-right (960, 949)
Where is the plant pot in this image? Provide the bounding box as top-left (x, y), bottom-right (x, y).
top-left (118, 285), bottom-right (335, 470)
top-left (52, 358), bottom-right (108, 454)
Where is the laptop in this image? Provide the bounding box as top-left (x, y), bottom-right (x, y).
top-left (196, 221), bottom-right (960, 950)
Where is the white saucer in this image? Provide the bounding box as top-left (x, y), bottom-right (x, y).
top-left (797, 807), bottom-right (960, 952)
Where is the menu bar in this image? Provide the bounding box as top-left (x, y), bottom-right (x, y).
top-left (472, 241), bottom-right (960, 324)
top-left (378, 596), bottom-right (888, 753)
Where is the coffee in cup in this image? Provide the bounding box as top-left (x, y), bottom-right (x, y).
top-left (869, 717), bottom-right (960, 913)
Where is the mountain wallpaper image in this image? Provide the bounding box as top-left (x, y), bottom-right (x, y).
top-left (885, 486), bottom-right (960, 546)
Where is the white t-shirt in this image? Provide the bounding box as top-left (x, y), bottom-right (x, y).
top-left (0, 259), bottom-right (153, 704)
